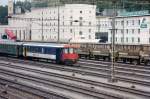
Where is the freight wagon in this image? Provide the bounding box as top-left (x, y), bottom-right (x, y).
top-left (70, 42), bottom-right (150, 65)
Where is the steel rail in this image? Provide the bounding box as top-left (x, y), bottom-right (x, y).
top-left (79, 58), bottom-right (150, 70)
top-left (1, 56), bottom-right (150, 79)
top-left (0, 78), bottom-right (69, 99)
top-left (77, 62), bottom-right (150, 79)
top-left (0, 69), bottom-right (122, 99)
top-left (0, 62), bottom-right (150, 98)
top-left (0, 58), bottom-right (150, 86)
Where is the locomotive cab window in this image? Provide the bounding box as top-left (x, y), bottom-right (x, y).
top-left (64, 48), bottom-right (69, 54)
top-left (69, 48), bottom-right (74, 54)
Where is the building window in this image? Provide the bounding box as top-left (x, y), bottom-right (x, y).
top-left (70, 29), bottom-right (72, 33)
top-left (89, 29), bottom-right (91, 33)
top-left (149, 38), bottom-right (150, 43)
top-left (121, 29), bottom-right (123, 34)
top-left (126, 37), bottom-right (128, 42)
top-left (111, 30), bottom-right (113, 34)
top-left (121, 37), bottom-right (123, 42)
top-left (116, 37), bottom-right (117, 42)
top-left (126, 21), bottom-right (128, 25)
top-left (89, 22), bottom-right (91, 26)
top-left (132, 20), bottom-right (134, 25)
top-left (126, 29), bottom-right (128, 34)
top-left (79, 17), bottom-right (83, 20)
top-left (132, 37), bottom-right (134, 42)
top-left (138, 38), bottom-right (140, 43)
top-left (116, 30), bottom-right (118, 34)
top-left (79, 31), bottom-right (82, 35)
top-left (70, 22), bottom-right (73, 26)
top-left (89, 35), bottom-right (91, 39)
top-left (138, 29), bottom-right (140, 34)
top-left (80, 22), bottom-right (83, 26)
top-left (110, 37), bottom-right (112, 42)
top-left (138, 20), bottom-right (140, 25)
top-left (132, 29), bottom-right (134, 34)
top-left (121, 21), bottom-right (124, 26)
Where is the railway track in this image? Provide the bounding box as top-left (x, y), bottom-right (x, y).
top-left (0, 76), bottom-right (69, 99)
top-left (79, 58), bottom-right (150, 70)
top-left (0, 61), bottom-right (150, 99)
top-left (77, 61), bottom-right (150, 79)
top-left (0, 56), bottom-right (150, 86)
top-left (0, 64), bottom-right (128, 99)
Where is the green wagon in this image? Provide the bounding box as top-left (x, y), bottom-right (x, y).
top-left (0, 41), bottom-right (23, 57)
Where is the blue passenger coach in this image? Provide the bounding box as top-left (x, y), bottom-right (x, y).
top-left (23, 43), bottom-right (78, 64)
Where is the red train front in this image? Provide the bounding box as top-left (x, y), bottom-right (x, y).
top-left (61, 45), bottom-right (79, 65)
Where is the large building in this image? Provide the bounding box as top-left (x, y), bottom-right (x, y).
top-left (108, 15), bottom-right (150, 44)
top-left (2, 0), bottom-right (150, 44)
top-left (8, 4), bottom-right (96, 42)
top-left (96, 11), bottom-right (150, 44)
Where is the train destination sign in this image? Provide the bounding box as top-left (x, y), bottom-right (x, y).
top-left (140, 18), bottom-right (148, 28)
top-left (119, 10), bottom-right (149, 17)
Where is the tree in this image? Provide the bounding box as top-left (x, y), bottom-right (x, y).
top-left (0, 6), bottom-right (8, 25)
top-left (15, 0), bottom-right (31, 13)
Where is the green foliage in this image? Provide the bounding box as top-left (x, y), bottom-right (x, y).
top-left (0, 6), bottom-right (8, 25)
top-left (96, 0), bottom-right (150, 12)
top-left (15, 1), bottom-right (31, 13)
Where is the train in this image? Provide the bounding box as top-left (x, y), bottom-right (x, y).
top-left (70, 43), bottom-right (150, 65)
top-left (0, 41), bottom-right (79, 65)
top-left (1, 40), bottom-right (150, 65)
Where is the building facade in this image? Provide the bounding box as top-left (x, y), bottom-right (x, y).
top-left (108, 15), bottom-right (150, 44)
top-left (96, 16), bottom-right (111, 43)
top-left (8, 4), bottom-right (96, 42)
top-left (96, 12), bottom-right (150, 44)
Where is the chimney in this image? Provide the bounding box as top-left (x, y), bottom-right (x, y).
top-left (8, 0), bottom-right (14, 16)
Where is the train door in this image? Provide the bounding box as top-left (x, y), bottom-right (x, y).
top-left (56, 48), bottom-right (62, 64)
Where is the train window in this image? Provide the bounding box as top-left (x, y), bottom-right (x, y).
top-left (74, 48), bottom-right (77, 53)
top-left (44, 48), bottom-right (56, 54)
top-left (69, 48), bottom-right (74, 54)
top-left (64, 48), bottom-right (69, 54)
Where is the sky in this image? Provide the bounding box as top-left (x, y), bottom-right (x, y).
top-left (0, 0), bottom-right (25, 6)
top-left (0, 0), bottom-right (8, 6)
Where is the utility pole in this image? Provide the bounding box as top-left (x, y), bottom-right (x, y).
top-left (41, 11), bottom-right (44, 41)
top-left (29, 18), bottom-right (32, 41)
top-left (57, 3), bottom-right (60, 43)
top-left (109, 0), bottom-right (118, 83)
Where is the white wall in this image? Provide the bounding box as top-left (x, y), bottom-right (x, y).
top-left (8, 4), bottom-right (96, 42)
top-left (108, 16), bottom-right (150, 44)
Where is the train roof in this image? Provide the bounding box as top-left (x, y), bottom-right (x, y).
top-left (0, 40), bottom-right (23, 45)
top-left (23, 42), bottom-right (69, 48)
